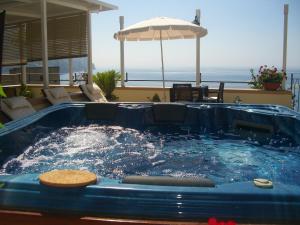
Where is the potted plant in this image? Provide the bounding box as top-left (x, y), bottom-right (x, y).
top-left (147, 93), bottom-right (161, 102)
top-left (18, 84), bottom-right (32, 98)
top-left (0, 84), bottom-right (6, 128)
top-left (93, 70), bottom-right (121, 100)
top-left (250, 65), bottom-right (286, 91)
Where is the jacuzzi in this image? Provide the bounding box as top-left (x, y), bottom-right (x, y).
top-left (0, 103), bottom-right (300, 223)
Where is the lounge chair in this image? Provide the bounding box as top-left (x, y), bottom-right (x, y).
top-left (42, 87), bottom-right (72, 105)
top-left (0, 96), bottom-right (36, 120)
top-left (79, 83), bottom-right (107, 103)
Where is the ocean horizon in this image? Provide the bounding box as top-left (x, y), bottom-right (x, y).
top-left (58, 67), bottom-right (300, 89)
top-left (96, 67), bottom-right (300, 89)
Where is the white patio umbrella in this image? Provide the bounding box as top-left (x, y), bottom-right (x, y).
top-left (114, 17), bottom-right (208, 101)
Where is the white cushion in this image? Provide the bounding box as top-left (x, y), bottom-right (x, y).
top-left (3, 96), bottom-right (30, 109)
top-left (49, 87), bottom-right (68, 99)
top-left (1, 97), bottom-right (36, 120)
top-left (43, 88), bottom-right (72, 105)
top-left (87, 84), bottom-right (101, 95)
top-left (80, 83), bottom-right (107, 103)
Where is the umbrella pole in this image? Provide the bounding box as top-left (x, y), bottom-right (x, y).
top-left (159, 30), bottom-right (166, 102)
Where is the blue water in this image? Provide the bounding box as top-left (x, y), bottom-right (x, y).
top-left (59, 68), bottom-right (300, 88)
top-left (1, 124), bottom-right (300, 186)
top-left (122, 68), bottom-right (300, 88)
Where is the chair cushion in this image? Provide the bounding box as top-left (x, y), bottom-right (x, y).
top-left (87, 84), bottom-right (101, 95)
top-left (1, 97), bottom-right (36, 120)
top-left (80, 84), bottom-right (107, 103)
top-left (43, 88), bottom-right (72, 105)
top-left (49, 87), bottom-right (68, 99)
top-left (3, 96), bottom-right (30, 109)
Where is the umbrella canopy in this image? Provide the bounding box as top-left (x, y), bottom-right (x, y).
top-left (114, 17), bottom-right (207, 41)
top-left (114, 17), bottom-right (208, 101)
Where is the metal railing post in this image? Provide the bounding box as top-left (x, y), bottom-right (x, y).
top-left (290, 73), bottom-right (293, 90)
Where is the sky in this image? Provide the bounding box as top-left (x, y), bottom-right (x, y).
top-left (91, 0), bottom-right (300, 71)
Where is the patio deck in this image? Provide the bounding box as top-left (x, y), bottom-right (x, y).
top-left (0, 84), bottom-right (293, 124)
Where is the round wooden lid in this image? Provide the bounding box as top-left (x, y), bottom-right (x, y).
top-left (39, 170), bottom-right (97, 188)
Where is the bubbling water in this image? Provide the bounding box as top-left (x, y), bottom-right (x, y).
top-left (1, 124), bottom-right (300, 185)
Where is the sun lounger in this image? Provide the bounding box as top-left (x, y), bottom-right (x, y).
top-left (42, 87), bottom-right (72, 105)
top-left (79, 83), bottom-right (107, 103)
top-left (0, 96), bottom-right (36, 120)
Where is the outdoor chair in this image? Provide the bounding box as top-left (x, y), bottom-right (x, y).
top-left (42, 87), bottom-right (72, 105)
top-left (201, 82), bottom-right (224, 103)
top-left (0, 96), bottom-right (36, 120)
top-left (79, 83), bottom-right (107, 103)
top-left (170, 83), bottom-right (193, 102)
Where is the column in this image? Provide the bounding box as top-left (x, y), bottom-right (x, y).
top-left (21, 65), bottom-right (26, 84)
top-left (282, 4), bottom-right (288, 90)
top-left (120, 16), bottom-right (125, 87)
top-left (68, 58), bottom-right (74, 86)
top-left (87, 12), bottom-right (93, 84)
top-left (41, 0), bottom-right (49, 88)
top-left (195, 9), bottom-right (201, 87)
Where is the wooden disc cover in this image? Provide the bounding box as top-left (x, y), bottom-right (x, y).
top-left (39, 170), bottom-right (97, 188)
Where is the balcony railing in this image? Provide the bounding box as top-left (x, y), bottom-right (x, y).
top-left (1, 71), bottom-right (298, 112)
top-left (0, 72), bottom-right (87, 86)
top-left (291, 73), bottom-right (300, 112)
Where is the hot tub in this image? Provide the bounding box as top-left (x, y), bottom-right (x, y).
top-left (0, 103), bottom-right (300, 223)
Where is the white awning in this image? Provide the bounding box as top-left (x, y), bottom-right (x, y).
top-left (0, 0), bottom-right (117, 66)
top-left (0, 0), bottom-right (118, 24)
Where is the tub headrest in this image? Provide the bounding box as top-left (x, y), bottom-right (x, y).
top-left (122, 176), bottom-right (215, 187)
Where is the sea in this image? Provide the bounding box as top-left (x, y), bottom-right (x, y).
top-left (61, 67), bottom-right (300, 88)
top-left (111, 67), bottom-right (300, 89)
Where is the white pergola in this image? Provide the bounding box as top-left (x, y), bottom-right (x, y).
top-left (0, 0), bottom-right (117, 87)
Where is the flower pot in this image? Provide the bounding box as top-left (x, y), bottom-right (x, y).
top-left (263, 82), bottom-right (281, 91)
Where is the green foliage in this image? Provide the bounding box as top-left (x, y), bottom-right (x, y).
top-left (152, 93), bottom-right (161, 102)
top-left (0, 85), bottom-right (6, 128)
top-left (250, 69), bottom-right (263, 89)
top-left (0, 85), bottom-right (6, 97)
top-left (18, 84), bottom-right (32, 98)
top-left (147, 93), bottom-right (161, 102)
top-left (250, 65), bottom-right (286, 89)
top-left (93, 70), bottom-right (121, 100)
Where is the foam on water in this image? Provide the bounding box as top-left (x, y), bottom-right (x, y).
top-left (1, 124), bottom-right (300, 185)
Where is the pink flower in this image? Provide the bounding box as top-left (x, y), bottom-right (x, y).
top-left (208, 218), bottom-right (237, 225)
top-left (208, 217), bottom-right (218, 225)
top-left (227, 221), bottom-right (237, 225)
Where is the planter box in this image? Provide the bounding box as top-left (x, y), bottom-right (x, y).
top-left (263, 82), bottom-right (281, 91)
